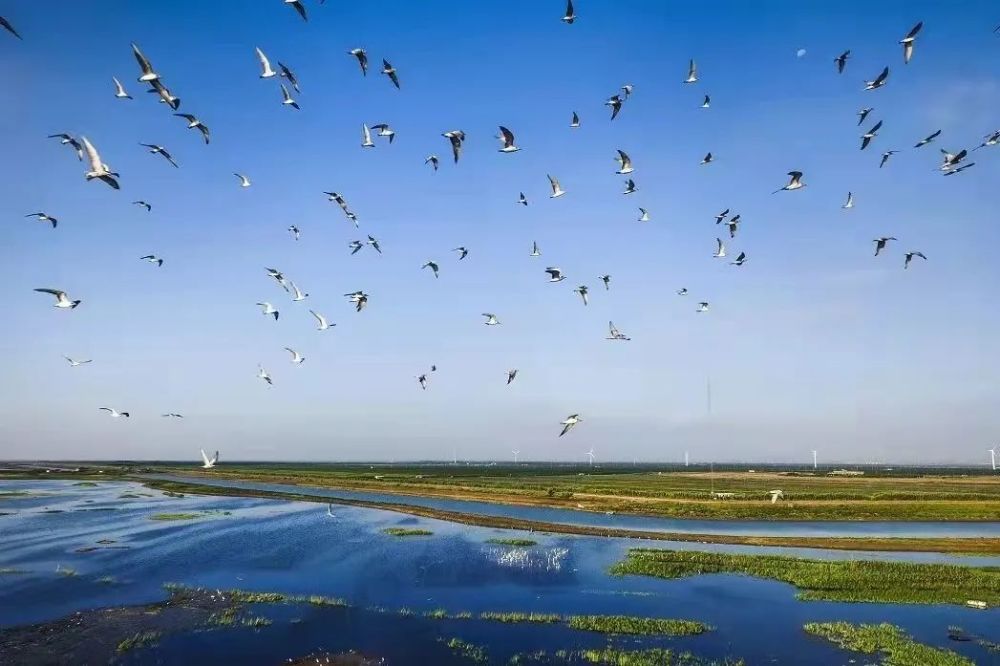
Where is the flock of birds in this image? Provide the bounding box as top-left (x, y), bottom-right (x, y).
top-left (7, 3), bottom-right (1000, 463)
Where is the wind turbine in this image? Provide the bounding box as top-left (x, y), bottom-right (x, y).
top-left (811, 450), bottom-right (818, 470)
top-left (586, 447), bottom-right (595, 466)
top-left (512, 449), bottom-right (520, 464)
top-left (990, 447), bottom-right (997, 471)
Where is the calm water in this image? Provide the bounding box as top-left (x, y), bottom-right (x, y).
top-left (1, 480), bottom-right (998, 665)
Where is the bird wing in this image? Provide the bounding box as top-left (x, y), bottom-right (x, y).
top-left (903, 21), bottom-right (922, 40)
top-left (35, 288), bottom-right (66, 298)
top-left (255, 47), bottom-right (271, 73)
top-left (499, 125), bottom-right (515, 147)
top-left (131, 43), bottom-right (154, 75)
top-left (81, 136), bottom-right (103, 172)
top-left (548, 174), bottom-right (560, 192)
top-left (280, 83), bottom-right (292, 101)
top-left (201, 449), bottom-right (211, 466)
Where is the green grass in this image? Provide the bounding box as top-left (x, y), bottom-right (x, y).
top-left (293, 594), bottom-right (347, 607)
top-left (148, 512), bottom-right (201, 521)
top-left (611, 549), bottom-right (1000, 605)
top-left (567, 615), bottom-right (709, 636)
top-left (557, 648), bottom-right (742, 666)
top-left (804, 622), bottom-right (972, 666)
top-left (478, 611), bottom-right (561, 624)
top-left (382, 527), bottom-right (433, 537)
top-left (485, 537), bottom-right (537, 546)
top-left (207, 607), bottom-right (239, 626)
top-left (441, 637), bottom-right (487, 663)
top-left (423, 608), bottom-right (449, 619)
top-left (241, 615), bottom-right (272, 628)
top-left (116, 630), bottom-right (162, 653)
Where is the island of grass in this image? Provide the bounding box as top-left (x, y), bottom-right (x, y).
top-left (116, 630), bottom-right (161, 654)
top-left (804, 622), bottom-right (972, 666)
top-left (567, 615), bottom-right (708, 636)
top-left (611, 549), bottom-right (1000, 606)
top-left (479, 611), bottom-right (561, 624)
top-left (382, 527), bottom-right (432, 537)
top-left (485, 537), bottom-right (537, 547)
top-left (148, 513), bottom-right (201, 521)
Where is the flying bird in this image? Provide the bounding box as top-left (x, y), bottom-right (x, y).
top-left (621, 83), bottom-right (634, 98)
top-left (174, 114), bottom-right (210, 144)
top-left (361, 123), bottom-right (375, 148)
top-left (162, 413), bottom-right (183, 418)
top-left (140, 143), bottom-right (179, 168)
top-left (684, 59), bottom-right (698, 83)
top-left (288, 225), bottom-right (300, 241)
top-left (599, 275), bottom-right (611, 290)
top-left (559, 414), bottom-right (581, 437)
top-left (873, 237), bottom-right (897, 256)
top-left (25, 212), bottom-right (58, 228)
top-left (81, 136), bottom-right (119, 189)
top-left (112, 77), bottom-right (132, 99)
top-left (497, 126), bottom-right (519, 152)
top-left (507, 369), bottom-right (518, 385)
top-left (482, 313), bottom-right (501, 326)
top-left (605, 95), bottom-right (623, 120)
top-left (638, 208), bottom-right (650, 222)
top-left (278, 62), bottom-right (299, 92)
top-left (64, 357), bottom-right (92, 367)
top-left (548, 174), bottom-right (566, 198)
top-left (452, 247), bottom-right (469, 260)
top-left (279, 83), bottom-right (299, 109)
top-left (530, 242), bottom-right (541, 257)
top-left (677, 288), bottom-right (688, 296)
top-left (48, 134), bottom-right (83, 161)
top-left (257, 364), bottom-right (272, 385)
top-left (366, 235), bottom-right (382, 254)
top-left (349, 240), bottom-right (363, 255)
top-left (622, 179), bottom-right (637, 195)
top-left (574, 285), bottom-right (589, 305)
top-left (701, 94), bottom-right (711, 108)
top-left (381, 59), bottom-right (399, 88)
top-left (99, 408), bottom-right (129, 418)
top-left (422, 261), bottom-right (440, 278)
top-left (345, 291), bottom-right (369, 312)
top-left (131, 43), bottom-right (159, 82)
top-left (147, 79), bottom-right (180, 109)
top-left (904, 251), bottom-right (927, 269)
top-left (201, 450), bottom-right (219, 469)
top-left (285, 0), bottom-right (308, 22)
top-left (607, 321), bottom-right (630, 341)
top-left (417, 374), bottom-right (428, 390)
top-left (899, 21), bottom-right (923, 64)
top-left (545, 267), bottom-right (566, 282)
top-left (730, 251), bottom-right (747, 266)
top-left (442, 130), bottom-right (465, 163)
top-left (615, 149), bottom-right (633, 174)
top-left (973, 131), bottom-right (999, 151)
top-left (696, 302), bottom-right (710, 313)
top-left (857, 107), bottom-right (873, 126)
top-left (914, 129), bottom-right (941, 148)
top-left (265, 267), bottom-right (290, 291)
top-left (879, 150), bottom-right (898, 168)
top-left (772, 171), bottom-right (805, 194)
top-left (700, 152), bottom-right (713, 165)
top-left (861, 120), bottom-right (882, 150)
top-left (842, 192), bottom-right (854, 209)
top-left (425, 155), bottom-right (439, 171)
top-left (834, 50), bottom-right (850, 73)
top-left (725, 215), bottom-right (741, 238)
top-left (713, 238), bottom-right (727, 258)
top-left (348, 49), bottom-right (368, 75)
top-left (234, 173), bottom-right (251, 187)
top-left (943, 162), bottom-right (975, 176)
top-left (35, 288), bottom-right (80, 309)
top-left (139, 254), bottom-right (164, 267)
top-left (284, 347), bottom-right (305, 364)
top-left (518, 192), bottom-right (528, 206)
top-left (255, 47), bottom-right (276, 78)
top-left (570, 111), bottom-right (580, 128)
top-left (368, 124), bottom-right (394, 144)
top-left (939, 148), bottom-right (968, 172)
top-left (310, 310), bottom-right (334, 331)
top-left (864, 66), bottom-right (889, 91)
top-left (289, 281), bottom-right (308, 302)
top-left (561, 0), bottom-right (575, 24)
top-left (714, 209), bottom-right (730, 224)
top-left (1, 15), bottom-right (21, 39)
top-left (257, 302), bottom-right (279, 320)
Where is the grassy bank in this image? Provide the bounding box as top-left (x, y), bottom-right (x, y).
top-left (382, 527), bottom-right (432, 537)
top-left (611, 549), bottom-right (1000, 605)
top-left (804, 622), bottom-right (972, 666)
top-left (567, 615), bottom-right (708, 636)
top-left (485, 537), bottom-right (537, 546)
top-left (140, 479), bottom-right (1000, 555)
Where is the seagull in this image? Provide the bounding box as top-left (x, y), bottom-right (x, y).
top-left (349, 240), bottom-right (363, 255)
top-left (714, 209), bottom-right (730, 224)
top-left (257, 364), bottom-right (272, 385)
top-left (545, 267), bottom-right (566, 282)
top-left (265, 267), bottom-right (291, 291)
top-left (310, 310), bottom-right (334, 331)
top-left (277, 62), bottom-right (299, 92)
top-left (507, 369), bottom-right (518, 385)
top-left (1, 15), bottom-right (21, 39)
top-left (701, 94), bottom-right (711, 108)
top-left (518, 192), bottom-right (528, 206)
top-left (372, 123), bottom-right (395, 143)
top-left (255, 47), bottom-right (276, 78)
top-left (327, 503), bottom-right (336, 518)
top-left (973, 131), bottom-right (999, 151)
top-left (174, 114), bottom-right (210, 144)
top-left (769, 490), bottom-right (784, 504)
top-left (607, 321), bottom-right (631, 341)
top-left (417, 374), bottom-right (428, 390)
top-left (879, 150), bottom-right (898, 168)
top-left (140, 255), bottom-right (164, 267)
top-left (574, 285), bottom-right (589, 305)
top-left (234, 173), bottom-right (251, 187)
top-left (279, 83), bottom-right (299, 109)
top-left (201, 450), bottom-right (219, 469)
top-left (131, 43), bottom-right (159, 82)
top-left (561, 0), bottom-right (575, 24)
top-left (361, 124), bottom-right (375, 148)
top-left (904, 251), bottom-right (927, 269)
top-left (48, 134), bottom-right (83, 161)
top-left (288, 225), bottom-right (300, 241)
top-left (899, 21), bottom-right (923, 64)
top-left (939, 148), bottom-right (968, 172)
top-left (570, 111), bottom-right (580, 128)
top-left (771, 171), bottom-right (805, 194)
top-left (834, 49), bottom-right (850, 73)
top-left (285, 347), bottom-right (305, 364)
top-left (943, 163), bottom-right (975, 176)
top-left (605, 95), bottom-right (623, 120)
top-left (530, 242), bottom-right (541, 257)
top-left (559, 414), bottom-right (581, 437)
top-left (638, 208), bottom-right (650, 222)
top-left (345, 291), bottom-right (369, 312)
top-left (713, 238), bottom-right (727, 258)
top-left (842, 192), bottom-right (854, 209)
top-left (25, 212), bottom-right (58, 228)
top-left (381, 59), bottom-right (400, 89)
top-left (289, 281), bottom-right (308, 301)
top-left (442, 130), bottom-right (465, 163)
top-left (366, 235), bottom-right (382, 254)
top-left (482, 313), bottom-right (501, 326)
top-left (64, 357), bottom-right (92, 367)
top-left (857, 107), bottom-right (873, 126)
top-left (873, 237), bottom-right (897, 256)
top-left (621, 84), bottom-right (634, 98)
top-left (498, 126), bottom-right (520, 152)
top-left (864, 66), bottom-right (889, 91)
top-left (81, 137), bottom-right (119, 189)
top-left (422, 261), bottom-right (440, 278)
top-left (99, 408), bottom-right (129, 418)
top-left (139, 143), bottom-right (179, 168)
top-left (162, 413), bottom-right (184, 418)
top-left (348, 49), bottom-right (368, 75)
top-left (696, 302), bottom-right (710, 313)
top-left (285, 0), bottom-right (308, 22)
top-left (914, 129), bottom-right (941, 148)
top-left (256, 302), bottom-right (279, 320)
top-left (684, 59), bottom-right (698, 83)
top-left (622, 179), bottom-right (637, 195)
top-left (129, 201), bottom-right (152, 213)
top-left (861, 120), bottom-right (882, 150)
top-left (452, 247), bottom-right (468, 260)
top-left (34, 288), bottom-right (80, 309)
top-left (725, 215), bottom-right (741, 238)
top-left (677, 288), bottom-right (688, 296)
top-left (615, 149), bottom-right (633, 175)
top-left (730, 251), bottom-right (747, 266)
top-left (112, 77), bottom-right (132, 99)
top-left (700, 152), bottom-right (713, 165)
top-left (548, 174), bottom-right (566, 198)
top-left (599, 275), bottom-right (611, 290)
top-left (147, 79), bottom-right (181, 109)
top-left (324, 192), bottom-right (357, 225)
top-left (425, 155), bottom-right (439, 171)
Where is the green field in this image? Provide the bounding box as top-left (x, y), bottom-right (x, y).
top-left (804, 622), bottom-right (972, 666)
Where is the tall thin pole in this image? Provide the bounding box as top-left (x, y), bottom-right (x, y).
top-left (990, 448), bottom-right (997, 471)
top-left (684, 451), bottom-right (689, 467)
top-left (812, 450), bottom-right (818, 470)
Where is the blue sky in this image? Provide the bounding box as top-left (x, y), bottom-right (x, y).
top-left (2, 1), bottom-right (999, 464)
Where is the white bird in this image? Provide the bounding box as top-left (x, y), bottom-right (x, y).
top-left (677, 288), bottom-right (688, 296)
top-left (725, 214), bottom-right (741, 238)
top-left (904, 251), bottom-right (927, 269)
top-left (943, 163), bottom-right (975, 176)
top-left (234, 173), bottom-right (251, 188)
top-left (278, 61), bottom-right (300, 92)
top-left (684, 59), bottom-right (698, 83)
top-left (507, 369), bottom-right (518, 385)
top-left (289, 281), bottom-right (308, 302)
top-left (442, 130), bottom-right (465, 163)
top-left (255, 47), bottom-right (276, 78)
top-left (696, 302), bottom-right (710, 313)
top-left (605, 95), bottom-right (623, 120)
top-left (482, 313), bottom-right (501, 326)
top-left (772, 171), bottom-right (805, 194)
top-left (285, 0), bottom-right (308, 22)
top-left (349, 48), bottom-right (368, 75)
top-left (366, 235), bottom-right (382, 254)
top-left (607, 321), bottom-right (630, 341)
top-left (518, 192), bottom-right (528, 206)
top-left (914, 129), bottom-right (941, 148)
top-left (857, 107), bottom-right (873, 126)
top-left (622, 179), bottom-right (637, 195)
top-left (285, 347), bottom-right (305, 364)
top-left (417, 374), bottom-right (428, 390)
top-left (939, 148), bottom-right (968, 172)
top-left (327, 503), bottom-right (336, 517)
top-left (498, 126), bottom-right (520, 152)
top-left (112, 76), bottom-right (132, 99)
top-left (638, 208), bottom-right (649, 222)
top-left (422, 261), bottom-right (440, 278)
top-left (599, 275), bottom-right (611, 290)
top-left (701, 94), bottom-right (711, 108)
top-left (842, 192), bottom-right (855, 209)
top-left (973, 130), bottom-right (999, 151)
top-left (266, 267), bottom-right (290, 292)
top-left (615, 149), bottom-right (633, 175)
top-left (257, 364), bottom-right (272, 385)
top-left (730, 251), bottom-right (747, 266)
top-left (64, 356), bottom-right (92, 367)
top-left (25, 212), bottom-right (58, 228)
top-left (570, 111), bottom-right (580, 128)
top-left (452, 247), bottom-right (469, 260)
top-left (139, 143), bottom-right (179, 168)
top-left (713, 238), bottom-right (726, 258)
top-left (310, 310), bottom-right (334, 331)
top-left (879, 150), bottom-right (898, 168)
top-left (147, 79), bottom-right (181, 109)
top-left (769, 489), bottom-right (784, 504)
top-left (561, 0), bottom-right (575, 24)
top-left (372, 123), bottom-right (395, 143)
top-left (864, 66), bottom-right (889, 91)
top-left (861, 120), bottom-right (883, 150)
top-left (257, 302), bottom-right (279, 320)
top-left (349, 240), bottom-right (364, 255)
top-left (714, 209), bottom-right (730, 224)
top-left (133, 200), bottom-right (152, 212)
top-left (621, 84), bottom-right (634, 98)
top-left (201, 450), bottom-right (219, 469)
top-left (425, 155), bottom-right (439, 171)
top-left (700, 152), bottom-right (714, 165)
top-left (100, 407), bottom-right (130, 418)
top-left (288, 225), bottom-right (300, 241)
top-left (873, 237), bottom-right (897, 256)
top-left (131, 43), bottom-right (159, 82)
top-left (280, 83), bottom-right (299, 109)
top-left (361, 124), bottom-right (375, 148)
top-left (48, 133), bottom-right (84, 161)
top-left (345, 291), bottom-right (369, 312)
top-left (530, 241), bottom-right (541, 257)
top-left (899, 21), bottom-right (922, 64)
top-left (559, 414), bottom-right (581, 437)
top-left (174, 114), bottom-right (210, 144)
top-left (574, 285), bottom-right (589, 306)
top-left (81, 136), bottom-right (119, 189)
top-left (381, 59), bottom-right (400, 89)
top-left (140, 254), bottom-right (164, 267)
top-left (34, 288), bottom-right (80, 309)
top-left (545, 267), bottom-right (566, 282)
top-left (548, 174), bottom-right (566, 198)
